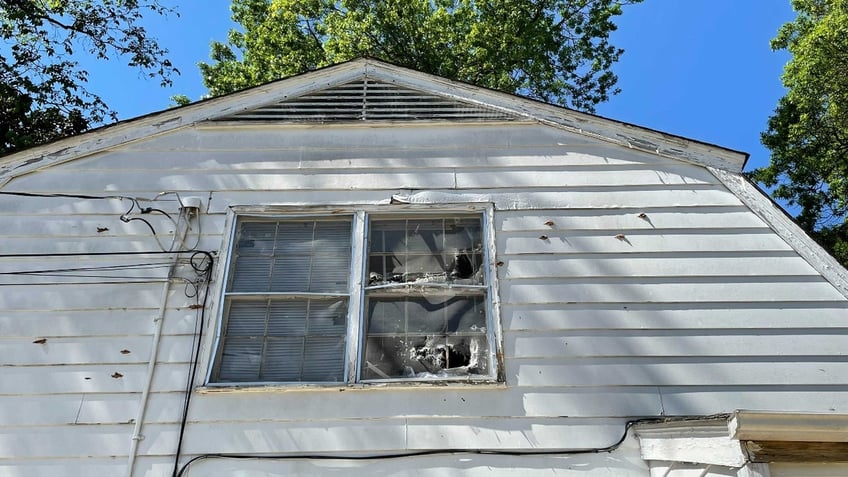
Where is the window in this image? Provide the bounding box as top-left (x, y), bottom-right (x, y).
top-left (209, 209), bottom-right (497, 385)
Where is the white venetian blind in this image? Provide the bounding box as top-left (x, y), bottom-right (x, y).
top-left (214, 218), bottom-right (352, 383)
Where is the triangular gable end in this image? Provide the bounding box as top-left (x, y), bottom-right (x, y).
top-left (0, 58), bottom-right (748, 185)
top-left (217, 78), bottom-right (521, 123)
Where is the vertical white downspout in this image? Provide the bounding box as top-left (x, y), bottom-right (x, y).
top-left (126, 255), bottom-right (179, 477)
top-left (126, 204), bottom-right (195, 477)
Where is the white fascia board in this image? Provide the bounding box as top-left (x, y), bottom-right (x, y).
top-left (365, 61), bottom-right (748, 172)
top-left (730, 411), bottom-right (848, 443)
top-left (0, 60), bottom-right (369, 187)
top-left (710, 167), bottom-right (848, 300)
top-left (635, 419), bottom-right (747, 467)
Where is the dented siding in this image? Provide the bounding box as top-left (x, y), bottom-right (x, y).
top-left (1, 122), bottom-right (846, 476)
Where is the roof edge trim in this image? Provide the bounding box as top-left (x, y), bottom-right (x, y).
top-left (364, 62), bottom-right (748, 171)
top-left (709, 167), bottom-right (848, 299)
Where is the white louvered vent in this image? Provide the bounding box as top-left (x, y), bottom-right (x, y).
top-left (223, 79), bottom-right (518, 122)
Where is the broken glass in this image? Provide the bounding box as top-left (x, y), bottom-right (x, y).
top-left (361, 295), bottom-right (488, 380)
top-left (368, 217), bottom-right (484, 286)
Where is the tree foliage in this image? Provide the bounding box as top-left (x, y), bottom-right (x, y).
top-left (754, 0), bottom-right (848, 265)
top-left (0, 0), bottom-right (178, 155)
top-left (200, 0), bottom-right (642, 112)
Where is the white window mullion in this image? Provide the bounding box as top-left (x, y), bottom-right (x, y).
top-left (346, 210), bottom-right (367, 382)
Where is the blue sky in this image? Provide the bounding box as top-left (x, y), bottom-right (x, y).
top-left (83, 1), bottom-right (795, 173)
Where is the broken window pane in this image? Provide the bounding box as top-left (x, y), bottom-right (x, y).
top-left (361, 334), bottom-right (489, 380)
top-left (361, 295), bottom-right (488, 380)
top-left (368, 217), bottom-right (484, 285)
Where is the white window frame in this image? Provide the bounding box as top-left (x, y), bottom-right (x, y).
top-left (205, 203), bottom-right (502, 387)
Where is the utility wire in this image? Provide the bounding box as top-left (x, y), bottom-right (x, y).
top-left (174, 414), bottom-right (732, 477)
top-left (172, 251), bottom-right (214, 477)
top-left (0, 251), bottom-right (208, 258)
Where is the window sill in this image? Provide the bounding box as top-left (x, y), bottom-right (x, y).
top-left (197, 380), bottom-right (505, 394)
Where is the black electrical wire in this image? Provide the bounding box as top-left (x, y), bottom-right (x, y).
top-left (0, 251), bottom-right (206, 258)
top-left (172, 251), bottom-right (214, 477)
top-left (0, 262), bottom-right (174, 275)
top-left (174, 414), bottom-right (731, 477)
top-left (0, 191), bottom-right (138, 200)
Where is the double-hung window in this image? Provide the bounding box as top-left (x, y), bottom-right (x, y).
top-left (210, 208), bottom-right (497, 385)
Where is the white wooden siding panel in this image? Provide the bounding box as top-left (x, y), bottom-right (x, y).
top-left (0, 457), bottom-right (174, 477)
top-left (0, 214), bottom-right (221, 236)
top-left (455, 166), bottom-right (717, 188)
top-left (61, 148), bottom-right (669, 170)
top-left (405, 417), bottom-right (629, 449)
top-left (499, 232), bottom-right (792, 255)
top-left (0, 424), bottom-right (134, 458)
top-left (138, 420), bottom-right (408, 455)
top-left (177, 387), bottom-right (662, 422)
top-left (506, 332), bottom-right (848, 358)
top-left (8, 170), bottom-right (459, 192)
top-left (501, 303), bottom-right (848, 330)
top-left (0, 284), bottom-right (202, 310)
top-left (0, 395), bottom-right (87, 426)
top-left (658, 388), bottom-right (848, 415)
top-left (499, 279), bottom-right (844, 304)
top-left (496, 207), bottom-right (769, 231)
top-left (0, 363), bottom-right (188, 394)
top-left (0, 309), bottom-right (201, 337)
top-left (0, 335), bottom-right (196, 365)
top-left (0, 195), bottom-right (142, 215)
top-left (500, 254), bottom-right (819, 278)
top-left (0, 234), bottom-right (222, 255)
top-left (510, 359), bottom-right (848, 387)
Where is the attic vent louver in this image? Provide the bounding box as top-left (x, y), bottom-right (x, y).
top-left (223, 79), bottom-right (518, 122)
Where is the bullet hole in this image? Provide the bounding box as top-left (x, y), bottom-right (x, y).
top-left (544, 220), bottom-right (555, 227)
top-left (538, 235), bottom-right (549, 240)
top-left (637, 213), bottom-right (648, 219)
top-left (111, 372), bottom-right (124, 379)
top-left (460, 397), bottom-right (466, 402)
top-left (84, 377), bottom-right (91, 380)
top-left (496, 261), bottom-right (504, 267)
top-left (32, 338), bottom-right (47, 344)
top-left (615, 234), bottom-right (626, 240)
top-left (96, 227), bottom-right (109, 233)
top-left (120, 349), bottom-right (131, 354)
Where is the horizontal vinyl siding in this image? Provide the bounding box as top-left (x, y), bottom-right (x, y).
top-left (1, 122), bottom-right (846, 475)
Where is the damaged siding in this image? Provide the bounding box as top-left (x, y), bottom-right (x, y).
top-left (1, 121), bottom-right (846, 476)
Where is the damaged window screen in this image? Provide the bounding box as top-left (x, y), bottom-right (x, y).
top-left (362, 216), bottom-right (489, 380)
top-left (214, 219), bottom-right (351, 383)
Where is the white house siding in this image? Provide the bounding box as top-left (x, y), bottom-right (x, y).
top-left (1, 121), bottom-right (846, 476)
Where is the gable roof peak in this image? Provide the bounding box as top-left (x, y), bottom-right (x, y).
top-left (0, 57), bottom-right (748, 186)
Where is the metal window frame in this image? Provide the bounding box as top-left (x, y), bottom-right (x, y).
top-left (205, 204), bottom-right (501, 387)
top-left (207, 213), bottom-right (356, 386)
top-left (355, 208), bottom-right (499, 383)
